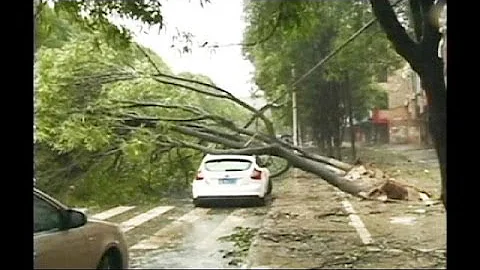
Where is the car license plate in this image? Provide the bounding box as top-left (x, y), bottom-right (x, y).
top-left (219, 178), bottom-right (237, 184)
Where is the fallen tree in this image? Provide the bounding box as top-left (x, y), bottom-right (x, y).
top-left (93, 48), bottom-right (430, 203)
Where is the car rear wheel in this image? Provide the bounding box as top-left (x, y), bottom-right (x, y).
top-left (257, 196), bottom-right (267, 206)
top-left (193, 199), bottom-right (202, 207)
top-left (266, 179), bottom-right (273, 195)
top-left (97, 249), bottom-right (122, 269)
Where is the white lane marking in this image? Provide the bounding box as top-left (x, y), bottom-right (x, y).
top-left (196, 209), bottom-right (247, 250)
top-left (120, 206), bottom-right (174, 233)
top-left (91, 206), bottom-right (136, 221)
top-left (341, 200), bottom-right (373, 245)
top-left (130, 208), bottom-right (210, 250)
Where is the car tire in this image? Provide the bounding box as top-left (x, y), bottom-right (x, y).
top-left (266, 179), bottom-right (273, 195)
top-left (96, 250), bottom-right (122, 269)
top-left (257, 196), bottom-right (267, 207)
top-left (193, 199), bottom-right (202, 207)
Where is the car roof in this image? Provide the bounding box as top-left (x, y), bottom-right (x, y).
top-left (203, 154), bottom-right (256, 162)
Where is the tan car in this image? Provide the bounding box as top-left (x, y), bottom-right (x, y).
top-left (34, 188), bottom-right (129, 269)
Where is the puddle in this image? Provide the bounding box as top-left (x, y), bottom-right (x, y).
top-left (389, 216), bottom-right (417, 225)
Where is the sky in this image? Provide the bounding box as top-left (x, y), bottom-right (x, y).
top-left (110, 0), bottom-right (257, 99)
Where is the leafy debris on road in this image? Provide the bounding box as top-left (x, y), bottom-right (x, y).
top-left (218, 226), bottom-right (259, 266)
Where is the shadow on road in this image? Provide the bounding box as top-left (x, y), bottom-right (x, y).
top-left (195, 196), bottom-right (273, 208)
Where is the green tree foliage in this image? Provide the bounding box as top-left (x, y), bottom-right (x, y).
top-left (34, 0), bottom-right (165, 50)
top-left (243, 0), bottom-right (403, 156)
top-left (34, 5), bottom-right (246, 206)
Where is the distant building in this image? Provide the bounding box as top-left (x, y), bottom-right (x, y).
top-left (374, 65), bottom-right (431, 146)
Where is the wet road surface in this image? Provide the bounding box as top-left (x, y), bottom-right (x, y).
top-left (82, 200), bottom-right (269, 269)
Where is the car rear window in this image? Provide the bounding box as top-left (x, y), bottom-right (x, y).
top-left (204, 159), bottom-right (252, 172)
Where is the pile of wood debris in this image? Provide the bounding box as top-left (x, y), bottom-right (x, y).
top-left (322, 159), bottom-right (433, 203)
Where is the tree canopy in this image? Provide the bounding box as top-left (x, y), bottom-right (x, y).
top-left (243, 0), bottom-right (403, 157)
top-left (34, 4), bottom-right (250, 205)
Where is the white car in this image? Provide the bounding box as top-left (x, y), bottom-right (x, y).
top-left (192, 154), bottom-right (272, 206)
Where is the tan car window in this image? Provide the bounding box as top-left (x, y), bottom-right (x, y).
top-left (34, 195), bottom-right (62, 233)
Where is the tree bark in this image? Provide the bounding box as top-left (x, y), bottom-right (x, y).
top-left (420, 59), bottom-right (446, 208)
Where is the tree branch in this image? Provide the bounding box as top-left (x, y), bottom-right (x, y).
top-left (86, 67), bottom-right (276, 136)
top-left (132, 49), bottom-right (276, 135)
top-left (114, 98), bottom-right (352, 170)
top-left (151, 77), bottom-right (228, 99)
top-left (182, 123), bottom-right (252, 145)
top-left (270, 162), bottom-right (291, 179)
top-left (111, 96), bottom-right (354, 172)
top-left (419, 0), bottom-right (442, 59)
top-left (184, 116), bottom-right (350, 169)
top-left (171, 139), bottom-right (278, 156)
top-left (114, 99), bottom-right (205, 115)
top-left (120, 113), bottom-right (209, 123)
top-left (148, 75), bottom-right (276, 135)
top-left (409, 0), bottom-right (423, 42)
top-left (186, 119), bottom-right (351, 170)
top-left (243, 101), bottom-right (284, 130)
top-left (207, 1), bottom-right (284, 49)
top-left (171, 125), bottom-right (248, 149)
top-left (369, 0), bottom-right (420, 67)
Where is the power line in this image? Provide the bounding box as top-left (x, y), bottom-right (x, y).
top-left (291, 0), bottom-right (407, 87)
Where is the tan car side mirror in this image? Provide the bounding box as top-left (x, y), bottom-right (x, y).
top-left (62, 209), bottom-right (87, 230)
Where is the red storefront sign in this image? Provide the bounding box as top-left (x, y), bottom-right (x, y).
top-left (372, 109), bottom-right (389, 124)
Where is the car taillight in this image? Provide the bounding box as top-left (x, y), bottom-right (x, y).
top-left (251, 169), bottom-right (262, 180)
top-left (196, 171), bottom-right (204, 180)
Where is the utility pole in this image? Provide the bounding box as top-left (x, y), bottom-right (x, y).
top-left (346, 72), bottom-right (356, 160)
top-left (291, 67), bottom-right (298, 148)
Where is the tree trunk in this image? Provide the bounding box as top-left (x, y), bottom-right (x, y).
top-left (333, 82), bottom-right (342, 160)
top-left (319, 124), bottom-right (325, 153)
top-left (274, 147), bottom-right (370, 195)
top-left (326, 135), bottom-right (334, 158)
top-left (420, 59), bottom-right (447, 208)
top-left (326, 82), bottom-right (335, 157)
top-left (369, 0), bottom-right (446, 209)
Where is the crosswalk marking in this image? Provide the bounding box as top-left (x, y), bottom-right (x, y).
top-left (121, 206), bottom-right (174, 233)
top-left (91, 206), bottom-right (136, 221)
top-left (130, 207), bottom-right (210, 250)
